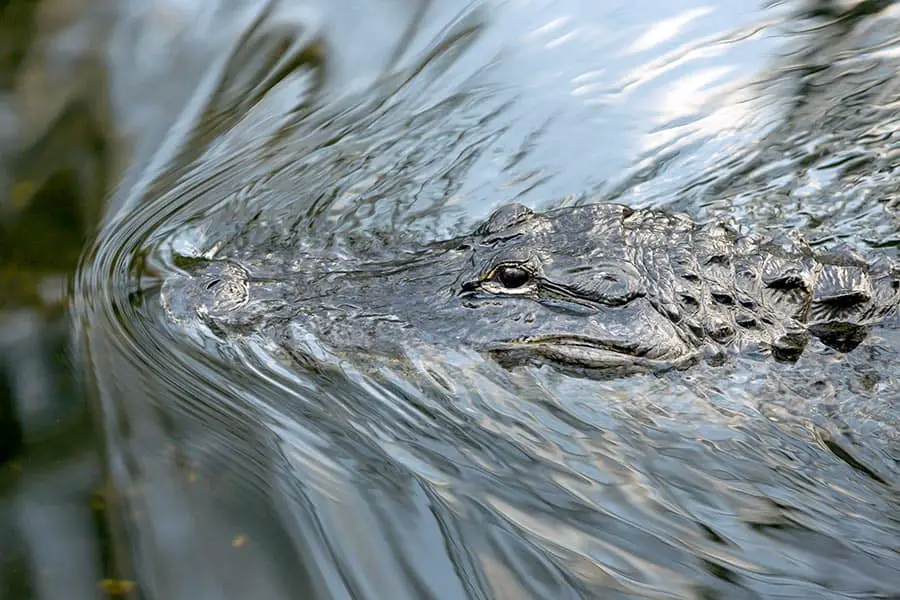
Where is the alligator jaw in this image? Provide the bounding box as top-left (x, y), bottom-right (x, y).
top-left (483, 335), bottom-right (697, 375)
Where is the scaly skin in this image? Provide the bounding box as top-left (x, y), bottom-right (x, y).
top-left (160, 203), bottom-right (900, 376)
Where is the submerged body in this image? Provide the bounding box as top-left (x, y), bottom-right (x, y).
top-left (161, 203), bottom-right (899, 376)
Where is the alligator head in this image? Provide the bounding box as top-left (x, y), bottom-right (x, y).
top-left (428, 203), bottom-right (696, 373)
top-left (161, 203), bottom-right (698, 376)
top-left (160, 202), bottom-right (897, 376)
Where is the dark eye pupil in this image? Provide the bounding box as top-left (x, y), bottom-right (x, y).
top-left (496, 266), bottom-right (530, 289)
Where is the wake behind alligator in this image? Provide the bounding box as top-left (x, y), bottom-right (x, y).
top-left (161, 202), bottom-right (900, 377)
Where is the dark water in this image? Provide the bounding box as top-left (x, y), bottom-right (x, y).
top-left (3, 0), bottom-right (900, 598)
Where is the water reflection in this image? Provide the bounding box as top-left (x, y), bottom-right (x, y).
top-left (3, 0), bottom-right (898, 598)
top-left (1, 0), bottom-right (118, 596)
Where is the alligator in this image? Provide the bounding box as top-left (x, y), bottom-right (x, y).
top-left (160, 203), bottom-right (900, 376)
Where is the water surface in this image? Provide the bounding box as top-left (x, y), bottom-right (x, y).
top-left (12, 0), bottom-right (900, 598)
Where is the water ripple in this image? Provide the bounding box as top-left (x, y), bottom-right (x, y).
top-left (72, 0), bottom-right (900, 598)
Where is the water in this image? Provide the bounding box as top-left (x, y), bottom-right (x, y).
top-left (3, 0), bottom-right (899, 598)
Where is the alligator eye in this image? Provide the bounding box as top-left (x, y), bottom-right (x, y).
top-left (494, 265), bottom-right (531, 289)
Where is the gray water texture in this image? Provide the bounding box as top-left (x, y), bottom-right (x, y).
top-left (63, 0), bottom-right (900, 598)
